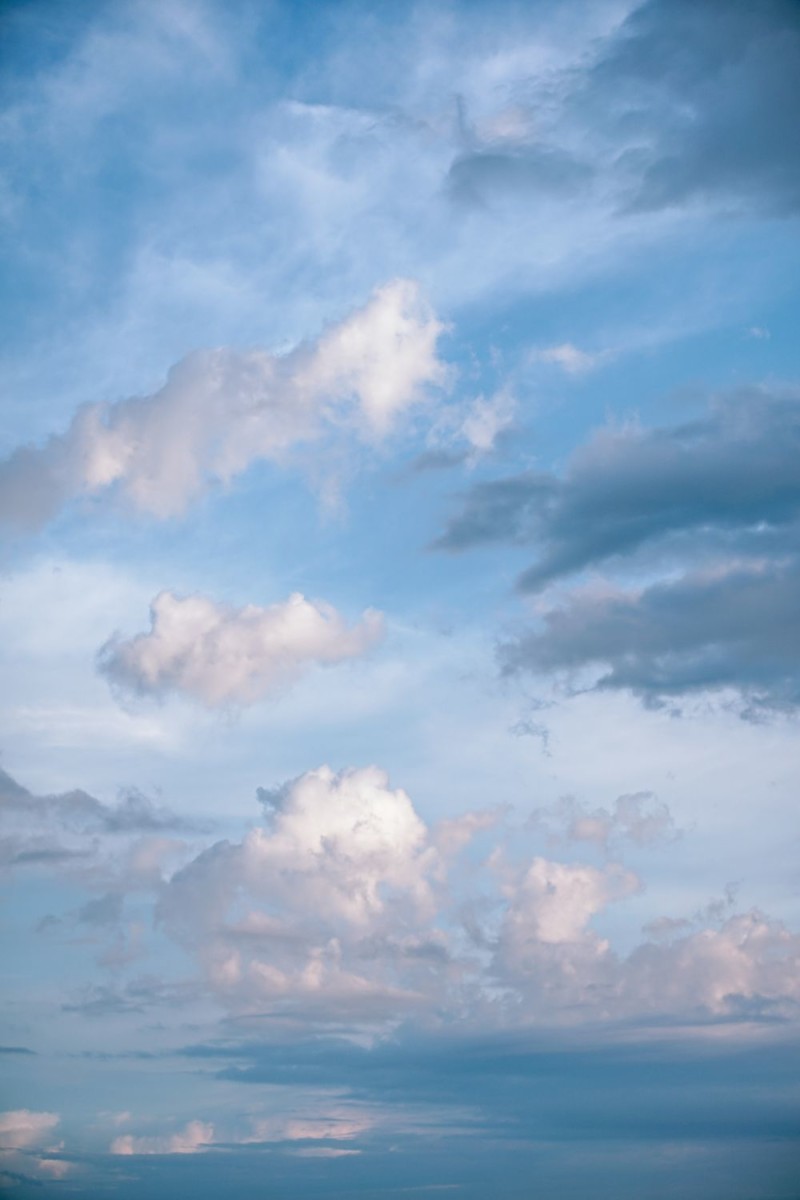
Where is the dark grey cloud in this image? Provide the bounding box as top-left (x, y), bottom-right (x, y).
top-left (437, 389), bottom-right (800, 710)
top-left (437, 389), bottom-right (800, 590)
top-left (447, 146), bottom-right (593, 209)
top-left (502, 557), bottom-right (800, 713)
top-left (167, 1026), bottom-right (800, 1200)
top-left (589, 0), bottom-right (800, 216)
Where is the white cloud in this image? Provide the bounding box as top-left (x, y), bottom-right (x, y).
top-left (0, 280), bottom-right (446, 529)
top-left (531, 342), bottom-right (605, 374)
top-left (111, 1119), bottom-right (214, 1156)
top-left (0, 1110), bottom-right (60, 1150)
top-left (98, 591), bottom-right (385, 707)
top-left (529, 791), bottom-right (678, 850)
top-left (500, 856), bottom-right (640, 949)
top-left (459, 390), bottom-right (516, 457)
top-left (158, 764), bottom-right (445, 1016)
top-left (111, 1109), bottom-right (372, 1157)
top-left (36, 1157), bottom-right (73, 1179)
top-left (246, 765), bottom-right (437, 923)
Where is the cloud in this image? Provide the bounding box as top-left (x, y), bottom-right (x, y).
top-left (110, 1108), bottom-right (372, 1158)
top-left (149, 762), bottom-right (800, 1028)
top-left (0, 766), bottom-right (196, 839)
top-left (0, 1110), bottom-right (60, 1151)
top-left (98, 590), bottom-right (384, 708)
top-left (501, 559), bottom-right (800, 712)
top-left (435, 388), bottom-right (800, 711)
top-left (0, 280), bottom-right (446, 530)
top-left (447, 145), bottom-right (593, 210)
top-left (528, 791), bottom-right (678, 850)
top-left (436, 388), bottom-right (800, 587)
top-left (111, 1120), bottom-right (215, 1156)
top-left (587, 0), bottom-right (800, 216)
top-left (530, 343), bottom-right (604, 374)
top-left (157, 764), bottom-right (445, 1019)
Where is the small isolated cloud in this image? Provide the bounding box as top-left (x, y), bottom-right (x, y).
top-left (530, 343), bottom-right (604, 374)
top-left (0, 280), bottom-right (447, 530)
top-left (459, 390), bottom-right (517, 457)
top-left (98, 590), bottom-right (385, 707)
top-left (529, 792), bottom-right (678, 851)
top-left (0, 1111), bottom-right (60, 1151)
top-left (111, 1119), bottom-right (214, 1156)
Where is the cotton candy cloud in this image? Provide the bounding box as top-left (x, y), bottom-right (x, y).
top-left (0, 1110), bottom-right (60, 1151)
top-left (98, 591), bottom-right (385, 707)
top-left (0, 280), bottom-right (446, 530)
top-left (149, 763), bottom-right (800, 1027)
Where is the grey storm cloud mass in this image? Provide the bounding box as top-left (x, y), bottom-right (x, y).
top-left (441, 0), bottom-right (800, 219)
top-left (502, 558), bottom-right (800, 713)
top-left (437, 388), bottom-right (800, 709)
top-left (592, 0), bottom-right (800, 216)
top-left (436, 388), bottom-right (800, 581)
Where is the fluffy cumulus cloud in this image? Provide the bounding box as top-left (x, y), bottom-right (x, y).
top-left (145, 764), bottom-right (800, 1027)
top-left (0, 1110), bottom-right (60, 1151)
top-left (158, 765), bottom-right (447, 1018)
top-left (0, 1110), bottom-right (70, 1184)
top-left (98, 591), bottom-right (385, 707)
top-left (0, 280), bottom-right (446, 530)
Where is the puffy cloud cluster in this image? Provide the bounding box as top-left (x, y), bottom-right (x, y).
top-left (0, 1110), bottom-right (59, 1151)
top-left (148, 763), bottom-right (800, 1028)
top-left (5, 757), bottom-right (800, 1031)
top-left (0, 280), bottom-right (446, 530)
top-left (0, 1110), bottom-right (70, 1184)
top-left (99, 590), bottom-right (385, 707)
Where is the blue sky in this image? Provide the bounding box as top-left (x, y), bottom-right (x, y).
top-left (1, 0), bottom-right (799, 1194)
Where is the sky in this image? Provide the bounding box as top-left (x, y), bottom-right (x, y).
top-left (1, 0), bottom-right (799, 1195)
